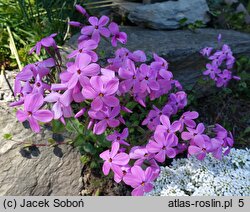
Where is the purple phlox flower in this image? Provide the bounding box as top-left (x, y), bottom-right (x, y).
top-left (155, 115), bottom-right (180, 142)
top-left (177, 111), bottom-right (199, 132)
top-left (44, 92), bottom-right (73, 120)
top-left (147, 132), bottom-right (177, 162)
top-left (101, 68), bottom-right (116, 79)
top-left (15, 59), bottom-right (53, 88)
top-left (172, 79), bottom-right (183, 90)
top-left (89, 106), bottom-right (120, 135)
top-left (56, 82), bottom-right (84, 107)
top-left (34, 58), bottom-right (55, 77)
top-left (78, 34), bottom-right (92, 44)
top-left (108, 22), bottom-right (127, 47)
top-left (121, 105), bottom-right (132, 113)
top-left (188, 134), bottom-right (212, 160)
top-left (176, 142), bottom-right (188, 154)
top-left (68, 39), bottom-right (98, 62)
top-left (74, 108), bottom-right (86, 118)
top-left (114, 165), bottom-right (131, 183)
top-left (139, 64), bottom-right (159, 93)
top-left (71, 82), bottom-right (85, 102)
top-left (10, 81), bottom-right (32, 107)
top-left (69, 21), bottom-right (83, 28)
top-left (67, 53), bottom-right (100, 89)
top-left (142, 107), bottom-right (160, 131)
top-left (213, 124), bottom-right (234, 155)
top-left (222, 44), bottom-right (233, 55)
top-left (82, 75), bottom-right (119, 111)
top-left (209, 138), bottom-right (224, 160)
top-left (75, 4), bottom-right (89, 18)
top-left (129, 146), bottom-right (154, 165)
top-left (214, 124), bottom-right (228, 138)
top-left (226, 54), bottom-right (235, 69)
top-left (99, 142), bottom-right (130, 176)
top-left (134, 92), bottom-right (147, 107)
top-left (223, 132), bottom-right (234, 155)
top-left (118, 59), bottom-right (140, 93)
top-left (142, 105), bottom-right (171, 131)
top-left (114, 48), bottom-right (146, 64)
top-left (160, 103), bottom-right (175, 118)
top-left (29, 33), bottom-right (58, 55)
top-left (222, 44), bottom-right (235, 68)
top-left (203, 63), bottom-right (221, 79)
top-left (148, 159), bottom-right (160, 179)
top-left (81, 16), bottom-right (110, 43)
top-left (123, 165), bottom-right (157, 196)
top-left (181, 123), bottom-right (206, 142)
top-left (16, 93), bottom-right (53, 132)
top-left (216, 69), bottom-right (232, 87)
top-left (106, 128), bottom-right (130, 146)
top-left (168, 91), bottom-right (187, 114)
top-left (131, 50), bottom-right (147, 62)
top-left (158, 68), bottom-right (173, 81)
top-left (200, 47), bottom-right (213, 57)
top-left (150, 53), bottom-right (169, 71)
top-left (218, 34), bottom-right (222, 42)
top-left (32, 74), bottom-right (50, 94)
top-left (150, 69), bottom-right (173, 100)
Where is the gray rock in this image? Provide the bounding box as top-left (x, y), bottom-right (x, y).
top-left (66, 27), bottom-right (250, 88)
top-left (0, 103), bottom-right (83, 196)
top-left (113, 0), bottom-right (210, 29)
top-left (0, 70), bottom-right (16, 102)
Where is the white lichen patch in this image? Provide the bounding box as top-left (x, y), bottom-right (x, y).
top-left (147, 148), bottom-right (250, 196)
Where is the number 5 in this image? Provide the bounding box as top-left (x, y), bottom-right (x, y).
top-left (238, 199), bottom-right (244, 207)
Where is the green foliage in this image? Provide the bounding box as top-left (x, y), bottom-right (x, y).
top-left (0, 0), bottom-right (88, 69)
top-left (209, 0), bottom-right (250, 33)
top-left (3, 133), bottom-right (12, 140)
top-left (189, 55), bottom-right (250, 147)
top-left (178, 18), bottom-right (206, 32)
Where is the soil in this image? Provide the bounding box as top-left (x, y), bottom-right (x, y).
top-left (80, 166), bottom-right (131, 196)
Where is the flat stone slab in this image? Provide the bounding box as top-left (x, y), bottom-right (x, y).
top-left (66, 27), bottom-right (250, 87)
top-left (0, 103), bottom-right (83, 196)
top-left (112, 0), bottom-right (210, 29)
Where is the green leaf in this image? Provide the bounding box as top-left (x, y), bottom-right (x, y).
top-left (66, 118), bottom-right (84, 134)
top-left (48, 138), bottom-right (56, 145)
top-left (83, 142), bottom-right (96, 154)
top-left (52, 120), bottom-right (65, 133)
top-left (243, 127), bottom-right (250, 135)
top-left (126, 101), bottom-right (137, 110)
top-left (179, 17), bottom-right (188, 25)
top-left (74, 134), bottom-right (84, 146)
top-left (90, 161), bottom-right (99, 169)
top-left (80, 155), bottom-right (90, 165)
top-left (3, 133), bottom-right (12, 140)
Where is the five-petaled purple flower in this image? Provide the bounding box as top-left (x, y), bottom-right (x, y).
top-left (16, 93), bottom-right (53, 132)
top-left (81, 16), bottom-right (110, 43)
top-left (147, 132), bottom-right (177, 162)
top-left (109, 22), bottom-right (127, 47)
top-left (82, 76), bottom-right (119, 111)
top-left (99, 142), bottom-right (130, 176)
top-left (106, 128), bottom-right (130, 146)
top-left (123, 165), bottom-right (157, 196)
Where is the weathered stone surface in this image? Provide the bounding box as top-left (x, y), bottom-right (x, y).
top-left (0, 70), bottom-right (16, 102)
top-left (113, 0), bottom-right (210, 29)
top-left (66, 27), bottom-right (250, 88)
top-left (0, 103), bottom-right (83, 196)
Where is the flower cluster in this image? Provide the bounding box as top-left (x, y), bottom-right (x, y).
top-left (200, 34), bottom-right (240, 87)
top-left (10, 5), bottom-right (236, 196)
top-left (146, 148), bottom-right (250, 196)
